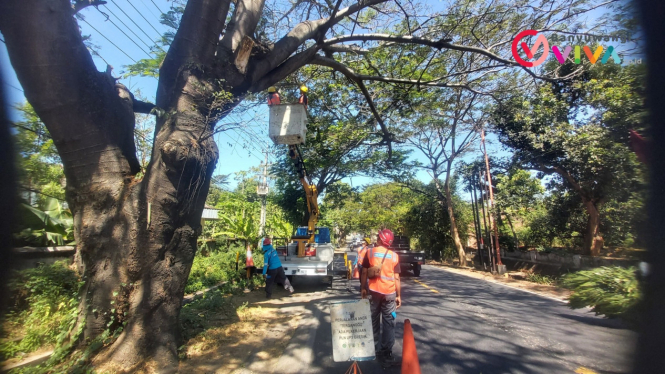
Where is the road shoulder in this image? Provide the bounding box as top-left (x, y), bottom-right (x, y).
top-left (426, 263), bottom-right (571, 302)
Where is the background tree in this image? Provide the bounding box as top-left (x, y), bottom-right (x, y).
top-left (494, 169), bottom-right (544, 249)
top-left (13, 103), bottom-right (65, 205)
top-left (493, 64), bottom-right (647, 255)
top-left (403, 89), bottom-right (484, 266)
top-left (403, 178), bottom-right (472, 261)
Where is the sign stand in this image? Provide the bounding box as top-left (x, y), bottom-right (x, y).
top-left (330, 299), bottom-right (375, 362)
top-left (344, 361), bottom-right (364, 374)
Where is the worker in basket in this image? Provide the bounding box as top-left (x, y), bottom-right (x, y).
top-left (262, 237), bottom-right (294, 298)
top-left (267, 86), bottom-right (280, 105)
top-left (361, 229), bottom-right (402, 366)
top-left (298, 85), bottom-right (308, 110)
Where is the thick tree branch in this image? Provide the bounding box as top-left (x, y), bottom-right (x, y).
top-left (1, 0), bottom-right (140, 184)
top-left (323, 33), bottom-right (578, 82)
top-left (219, 0), bottom-right (266, 53)
top-left (252, 0), bottom-right (389, 81)
top-left (159, 0), bottom-right (231, 106)
top-left (250, 46), bottom-right (320, 92)
top-left (133, 100), bottom-right (156, 114)
top-left (322, 44), bottom-right (369, 55)
top-left (315, 0), bottom-right (344, 44)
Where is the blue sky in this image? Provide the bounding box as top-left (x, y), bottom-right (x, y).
top-left (0, 0), bottom-right (629, 196)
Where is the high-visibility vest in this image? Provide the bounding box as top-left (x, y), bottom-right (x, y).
top-left (268, 93), bottom-right (281, 105)
top-left (367, 246), bottom-right (399, 295)
top-left (352, 246), bottom-right (368, 279)
top-left (298, 94), bottom-right (308, 108)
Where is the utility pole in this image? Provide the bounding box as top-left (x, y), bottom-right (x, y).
top-left (257, 150), bottom-right (269, 237)
top-left (478, 169), bottom-right (495, 273)
top-left (481, 129), bottom-right (503, 272)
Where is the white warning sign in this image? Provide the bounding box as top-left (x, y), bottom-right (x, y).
top-left (330, 299), bottom-right (375, 362)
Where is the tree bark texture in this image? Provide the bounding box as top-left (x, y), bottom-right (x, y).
top-left (583, 201), bottom-right (603, 256)
top-left (0, 0), bottom-right (392, 368)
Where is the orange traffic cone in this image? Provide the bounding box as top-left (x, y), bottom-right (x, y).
top-left (401, 319), bottom-right (421, 374)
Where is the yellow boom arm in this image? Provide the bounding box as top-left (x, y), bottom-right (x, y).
top-left (289, 145), bottom-right (319, 256)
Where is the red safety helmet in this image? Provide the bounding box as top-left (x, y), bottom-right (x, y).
top-left (378, 229), bottom-right (394, 246)
top-left (263, 237), bottom-right (272, 245)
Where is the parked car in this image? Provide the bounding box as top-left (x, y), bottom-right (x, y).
top-left (387, 236), bottom-right (425, 276)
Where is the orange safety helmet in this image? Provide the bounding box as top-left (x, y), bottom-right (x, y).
top-left (378, 229), bottom-right (394, 246)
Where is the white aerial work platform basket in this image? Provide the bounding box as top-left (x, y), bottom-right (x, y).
top-left (268, 104), bottom-right (307, 145)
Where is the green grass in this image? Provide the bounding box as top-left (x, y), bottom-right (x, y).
top-left (524, 272), bottom-right (557, 286)
top-left (0, 248), bottom-right (264, 369)
top-left (0, 261), bottom-right (82, 362)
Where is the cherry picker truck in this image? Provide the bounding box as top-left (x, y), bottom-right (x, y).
top-left (268, 102), bottom-right (341, 284)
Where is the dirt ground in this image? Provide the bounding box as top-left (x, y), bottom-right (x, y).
top-left (427, 261), bottom-right (572, 300)
top-left (178, 284), bottom-right (304, 374)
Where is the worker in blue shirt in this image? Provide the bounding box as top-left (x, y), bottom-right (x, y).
top-left (262, 237), bottom-right (294, 298)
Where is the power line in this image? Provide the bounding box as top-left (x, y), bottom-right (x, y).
top-left (227, 129), bottom-right (264, 161)
top-left (137, 0), bottom-right (161, 22)
top-left (81, 18), bottom-right (137, 62)
top-left (124, 0), bottom-right (163, 36)
top-left (101, 5), bottom-right (154, 50)
top-left (4, 82), bottom-right (24, 93)
top-left (150, 0), bottom-right (164, 15)
top-left (109, 0), bottom-right (159, 45)
top-left (97, 8), bottom-right (153, 58)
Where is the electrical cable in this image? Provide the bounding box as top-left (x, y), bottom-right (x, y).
top-left (220, 129), bottom-right (264, 162)
top-left (4, 82), bottom-right (24, 93)
top-left (137, 0), bottom-right (161, 22)
top-left (150, 0), bottom-right (164, 14)
top-left (81, 18), bottom-right (137, 62)
top-left (234, 131), bottom-right (266, 161)
top-left (101, 5), bottom-right (155, 50)
top-left (109, 0), bottom-right (159, 44)
top-left (124, 0), bottom-right (163, 36)
top-left (231, 129), bottom-right (265, 161)
top-left (96, 8), bottom-right (153, 58)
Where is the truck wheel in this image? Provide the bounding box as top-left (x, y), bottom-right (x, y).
top-left (413, 264), bottom-right (421, 277)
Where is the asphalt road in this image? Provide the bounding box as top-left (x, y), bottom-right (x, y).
top-left (272, 264), bottom-right (636, 374)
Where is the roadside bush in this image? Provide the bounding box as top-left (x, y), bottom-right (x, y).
top-left (186, 247), bottom-right (264, 294)
top-left (561, 266), bottom-right (641, 323)
top-left (0, 261), bottom-right (81, 361)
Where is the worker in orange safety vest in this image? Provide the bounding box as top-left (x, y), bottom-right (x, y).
top-left (267, 86), bottom-right (281, 105)
top-left (347, 237), bottom-right (372, 292)
top-left (361, 229), bottom-right (401, 366)
top-left (352, 237), bottom-right (372, 280)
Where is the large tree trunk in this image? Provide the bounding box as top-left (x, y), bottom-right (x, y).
top-left (583, 201), bottom-right (603, 256)
top-left (1, 0), bottom-right (220, 369)
top-left (0, 0), bottom-right (396, 369)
